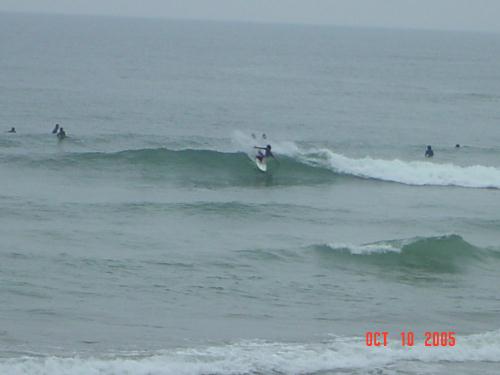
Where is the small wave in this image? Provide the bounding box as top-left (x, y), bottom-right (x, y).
top-left (1, 330), bottom-right (499, 374)
top-left (319, 234), bottom-right (477, 255)
top-left (313, 235), bottom-right (499, 273)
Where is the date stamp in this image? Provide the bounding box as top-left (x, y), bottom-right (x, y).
top-left (365, 331), bottom-right (456, 347)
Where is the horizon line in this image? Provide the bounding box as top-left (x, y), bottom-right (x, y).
top-left (1, 9), bottom-right (499, 35)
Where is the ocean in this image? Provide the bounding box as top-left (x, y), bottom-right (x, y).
top-left (1, 12), bottom-right (500, 374)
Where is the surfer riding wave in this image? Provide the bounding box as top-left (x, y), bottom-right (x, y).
top-left (254, 144), bottom-right (274, 162)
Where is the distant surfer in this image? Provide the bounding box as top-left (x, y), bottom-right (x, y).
top-left (254, 144), bottom-right (274, 162)
top-left (425, 145), bottom-right (434, 158)
top-left (262, 133), bottom-right (267, 140)
top-left (455, 144), bottom-right (460, 148)
top-left (57, 127), bottom-right (66, 140)
top-left (7, 127), bottom-right (16, 133)
top-left (52, 124), bottom-right (59, 134)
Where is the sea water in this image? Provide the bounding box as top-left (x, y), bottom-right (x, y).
top-left (1, 12), bottom-right (500, 374)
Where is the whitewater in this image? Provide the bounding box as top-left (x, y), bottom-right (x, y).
top-left (2, 329), bottom-right (500, 375)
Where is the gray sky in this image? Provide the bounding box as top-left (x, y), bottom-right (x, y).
top-left (1, 0), bottom-right (500, 32)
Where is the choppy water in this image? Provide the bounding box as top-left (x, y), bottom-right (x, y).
top-left (1, 12), bottom-right (500, 375)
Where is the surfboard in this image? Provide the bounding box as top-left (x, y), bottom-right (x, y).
top-left (255, 156), bottom-right (267, 172)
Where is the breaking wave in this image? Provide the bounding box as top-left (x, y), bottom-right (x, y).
top-left (313, 234), bottom-right (500, 273)
top-left (308, 148), bottom-right (500, 189)
top-left (1, 329), bottom-right (499, 375)
top-left (3, 141), bottom-right (500, 188)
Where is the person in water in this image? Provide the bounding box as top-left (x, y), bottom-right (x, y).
top-left (425, 145), bottom-right (434, 158)
top-left (57, 127), bottom-right (66, 139)
top-left (254, 144), bottom-right (274, 162)
top-left (7, 127), bottom-right (16, 133)
top-left (52, 124), bottom-right (59, 134)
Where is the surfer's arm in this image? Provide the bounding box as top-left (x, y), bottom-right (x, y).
top-left (254, 146), bottom-right (266, 150)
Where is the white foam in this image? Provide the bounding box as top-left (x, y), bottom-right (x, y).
top-left (2, 330), bottom-right (499, 375)
top-left (325, 242), bottom-right (402, 254)
top-left (304, 148), bottom-right (500, 189)
top-left (231, 135), bottom-right (500, 188)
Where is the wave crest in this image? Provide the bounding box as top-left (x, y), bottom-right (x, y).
top-left (303, 148), bottom-right (500, 189)
top-left (5, 142), bottom-right (500, 189)
top-left (314, 235), bottom-right (499, 273)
